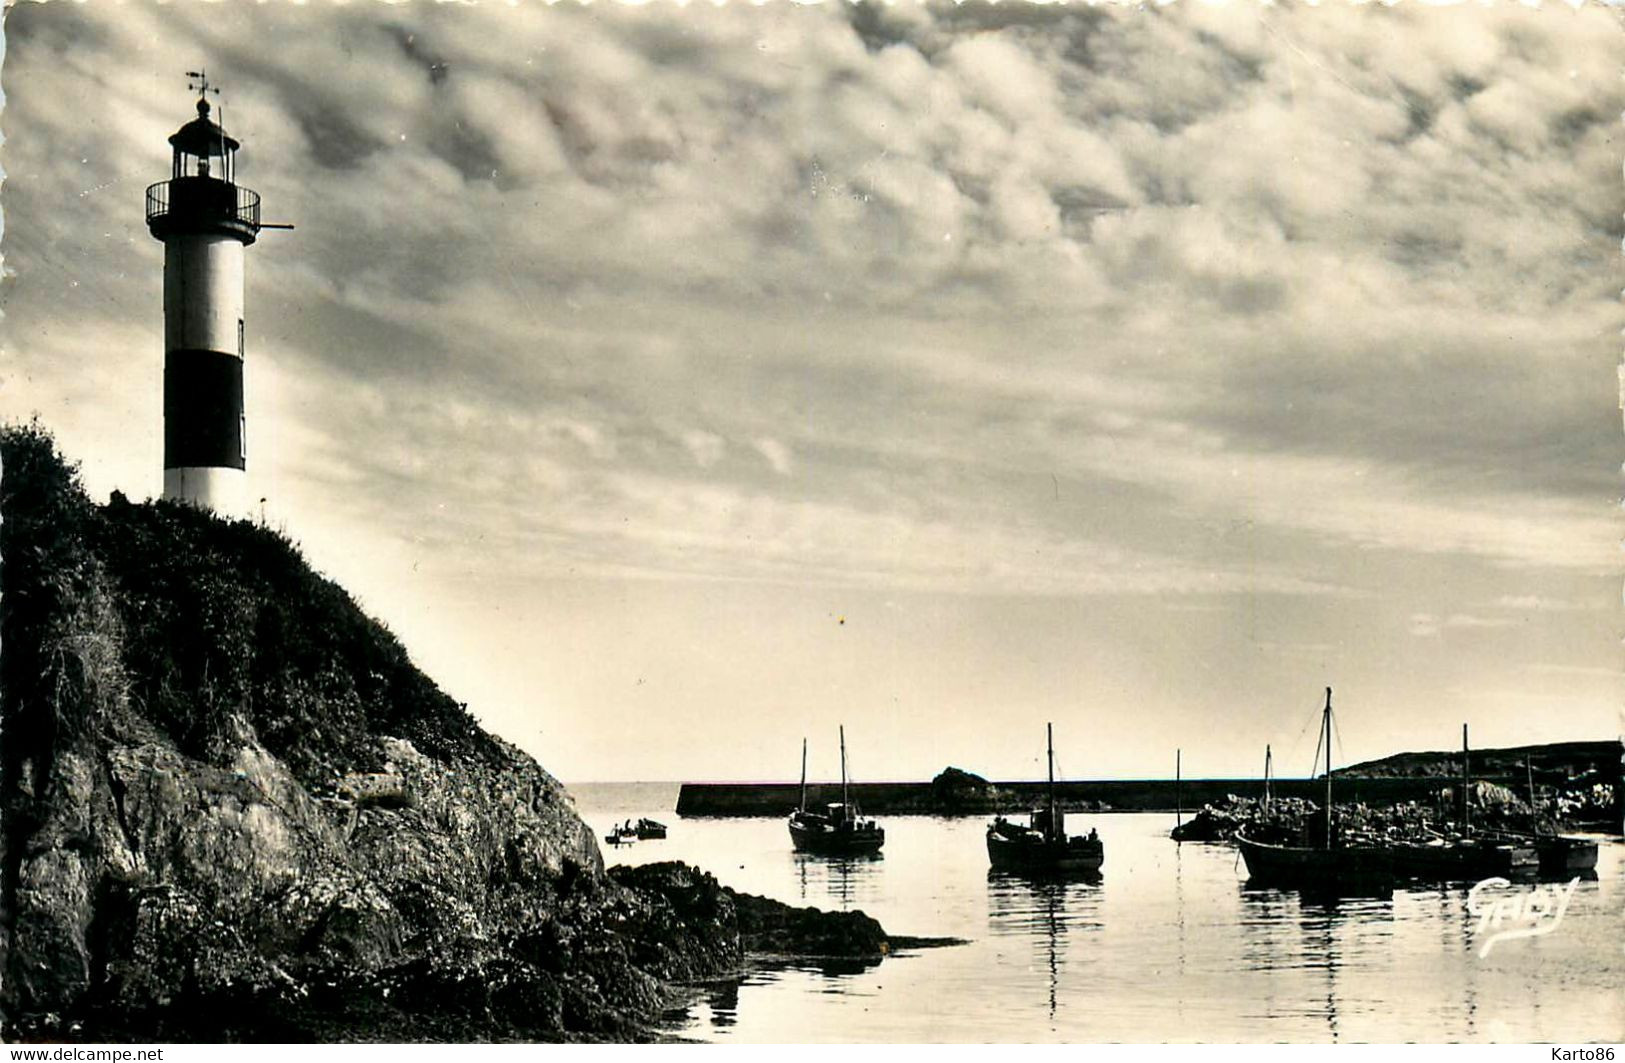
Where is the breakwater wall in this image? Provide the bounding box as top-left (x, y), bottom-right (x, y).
top-left (675, 775), bottom-right (1474, 818)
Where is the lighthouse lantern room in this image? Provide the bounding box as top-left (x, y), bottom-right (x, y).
top-left (145, 72), bottom-right (263, 515)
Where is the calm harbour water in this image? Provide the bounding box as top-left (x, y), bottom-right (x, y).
top-left (573, 783), bottom-right (1624, 1043)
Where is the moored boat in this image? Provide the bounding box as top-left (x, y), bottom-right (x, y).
top-left (1236, 688), bottom-right (1395, 894)
top-left (789, 802), bottom-right (886, 855)
top-left (788, 728), bottom-right (886, 855)
top-left (987, 723), bottom-right (1103, 874)
top-left (1236, 831), bottom-right (1394, 893)
top-left (1478, 754), bottom-right (1601, 877)
top-left (1385, 724), bottom-right (1538, 881)
top-left (1530, 834), bottom-right (1600, 875)
top-left (634, 818), bottom-right (668, 840)
top-left (1477, 829), bottom-right (1598, 877)
top-left (1387, 834), bottom-right (1537, 881)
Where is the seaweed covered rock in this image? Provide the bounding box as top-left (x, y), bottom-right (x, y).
top-left (609, 862), bottom-right (889, 962)
top-left (1171, 796), bottom-right (1320, 843)
top-left (730, 890), bottom-right (888, 960)
top-left (1168, 783), bottom-right (1578, 846)
top-left (1170, 803), bottom-right (1240, 843)
top-left (602, 863), bottom-right (744, 983)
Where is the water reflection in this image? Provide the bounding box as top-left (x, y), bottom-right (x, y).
top-left (1235, 886), bottom-right (1396, 1042)
top-left (763, 954), bottom-right (885, 979)
top-left (1237, 886), bottom-right (1292, 969)
top-left (1456, 886), bottom-right (1478, 1037)
top-left (692, 979), bottom-right (741, 1030)
top-left (1304, 898), bottom-right (1342, 1042)
top-left (1175, 843), bottom-right (1186, 990)
top-left (791, 851), bottom-right (883, 910)
top-left (683, 953), bottom-right (885, 1033)
top-left (986, 870), bottom-right (1104, 1021)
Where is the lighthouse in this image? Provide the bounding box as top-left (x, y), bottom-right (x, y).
top-left (145, 73), bottom-right (262, 515)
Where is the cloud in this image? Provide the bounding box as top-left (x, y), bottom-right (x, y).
top-left (3, 2), bottom-right (1621, 777)
top-left (1410, 611), bottom-right (1520, 639)
top-left (752, 437), bottom-right (793, 477)
top-left (7, 0), bottom-right (1618, 589)
top-left (681, 430), bottom-right (726, 470)
top-left (1495, 595), bottom-right (1605, 614)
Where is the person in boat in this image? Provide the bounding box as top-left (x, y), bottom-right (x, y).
top-left (1088, 828), bottom-right (1099, 842)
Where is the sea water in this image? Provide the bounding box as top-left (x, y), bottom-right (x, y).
top-left (572, 783), bottom-right (1624, 1043)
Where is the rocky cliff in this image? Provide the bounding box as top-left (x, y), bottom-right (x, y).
top-left (0, 425), bottom-right (897, 1041)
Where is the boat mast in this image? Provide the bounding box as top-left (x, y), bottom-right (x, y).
top-left (1322, 687), bottom-right (1333, 850)
top-left (1525, 753), bottom-right (1537, 835)
top-left (1462, 723), bottom-right (1471, 834)
top-left (800, 737), bottom-right (808, 813)
top-left (1047, 721), bottom-right (1057, 841)
top-left (1264, 744), bottom-right (1273, 813)
top-left (1175, 748), bottom-right (1183, 832)
top-left (840, 724), bottom-right (849, 810)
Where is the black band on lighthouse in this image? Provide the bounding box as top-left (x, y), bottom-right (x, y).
top-left (164, 348), bottom-right (245, 470)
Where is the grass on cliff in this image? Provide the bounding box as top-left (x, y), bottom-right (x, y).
top-left (1, 422), bottom-right (504, 791)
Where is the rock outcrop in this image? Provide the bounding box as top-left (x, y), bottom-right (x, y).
top-left (605, 862), bottom-right (889, 968)
top-left (0, 426), bottom-right (913, 1041)
top-left (928, 767), bottom-right (1002, 814)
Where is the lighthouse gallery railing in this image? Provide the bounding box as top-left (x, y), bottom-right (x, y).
top-left (145, 179), bottom-right (261, 232)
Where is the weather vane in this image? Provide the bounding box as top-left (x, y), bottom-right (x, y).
top-left (185, 69), bottom-right (220, 104)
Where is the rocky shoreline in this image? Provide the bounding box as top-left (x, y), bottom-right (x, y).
top-left (0, 427), bottom-right (953, 1043)
top-left (10, 862), bottom-right (925, 1043)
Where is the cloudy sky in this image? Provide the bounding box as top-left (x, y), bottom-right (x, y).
top-left (2, 1), bottom-right (1621, 784)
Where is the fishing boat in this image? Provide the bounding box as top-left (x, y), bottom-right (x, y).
top-left (604, 821), bottom-right (638, 847)
top-left (1479, 754), bottom-right (1599, 876)
top-left (1517, 833), bottom-right (1599, 876)
top-left (634, 818), bottom-right (668, 840)
top-left (1388, 724), bottom-right (1537, 882)
top-left (1235, 832), bottom-right (1395, 892)
top-left (1236, 688), bottom-right (1395, 893)
top-left (986, 723), bottom-right (1103, 874)
top-left (788, 728), bottom-right (886, 855)
top-left (1389, 834), bottom-right (1537, 880)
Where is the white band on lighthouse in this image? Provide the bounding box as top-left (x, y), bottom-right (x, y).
top-left (164, 233), bottom-right (245, 355)
top-left (164, 466), bottom-right (247, 516)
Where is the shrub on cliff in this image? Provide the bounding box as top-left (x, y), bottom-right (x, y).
top-left (1, 423), bottom-right (117, 863)
top-left (0, 423), bottom-right (501, 791)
